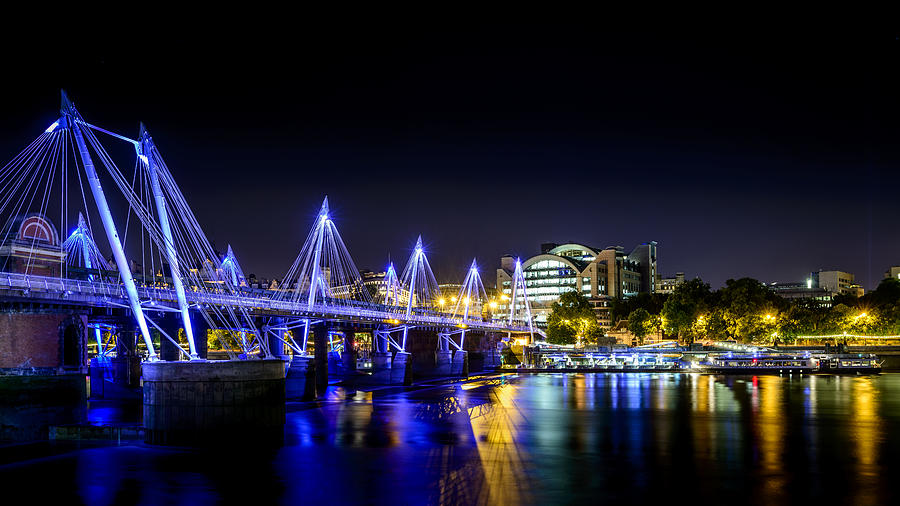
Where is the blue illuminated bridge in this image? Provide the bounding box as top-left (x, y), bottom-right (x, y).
top-left (0, 91), bottom-right (538, 363)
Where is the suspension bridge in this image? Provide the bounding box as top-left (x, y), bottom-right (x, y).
top-left (0, 92), bottom-right (537, 370)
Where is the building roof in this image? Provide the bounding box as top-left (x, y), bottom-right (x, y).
top-left (547, 243), bottom-right (599, 259)
top-left (522, 253), bottom-right (588, 273)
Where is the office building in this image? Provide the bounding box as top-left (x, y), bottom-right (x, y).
top-left (496, 241), bottom-right (658, 328)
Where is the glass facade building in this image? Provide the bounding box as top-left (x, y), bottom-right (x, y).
top-left (496, 242), bottom-right (657, 328)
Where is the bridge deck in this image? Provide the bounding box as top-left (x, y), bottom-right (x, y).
top-left (0, 272), bottom-right (532, 333)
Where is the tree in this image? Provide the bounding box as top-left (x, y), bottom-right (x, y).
top-left (661, 278), bottom-right (712, 343)
top-left (611, 292), bottom-right (669, 322)
top-left (821, 303), bottom-right (853, 335)
top-left (776, 304), bottom-right (817, 343)
top-left (546, 291), bottom-right (604, 346)
top-left (862, 278), bottom-right (900, 308)
top-left (627, 308), bottom-right (653, 345)
top-left (716, 278), bottom-right (787, 343)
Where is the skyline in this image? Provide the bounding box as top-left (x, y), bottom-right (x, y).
top-left (1, 25), bottom-right (898, 289)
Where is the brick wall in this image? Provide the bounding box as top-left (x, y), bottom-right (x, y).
top-left (0, 312), bottom-right (86, 369)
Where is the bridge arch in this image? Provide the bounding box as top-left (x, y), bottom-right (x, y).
top-left (57, 316), bottom-right (85, 371)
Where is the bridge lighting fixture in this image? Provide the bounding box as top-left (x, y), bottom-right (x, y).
top-left (45, 121), bottom-right (59, 133)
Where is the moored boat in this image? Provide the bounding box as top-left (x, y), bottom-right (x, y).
top-left (697, 353), bottom-right (817, 374)
top-left (697, 352), bottom-right (882, 375)
top-left (815, 353), bottom-right (882, 374)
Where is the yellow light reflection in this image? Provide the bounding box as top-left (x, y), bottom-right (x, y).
top-left (466, 381), bottom-right (531, 504)
top-left (755, 376), bottom-right (785, 502)
top-left (851, 377), bottom-right (881, 505)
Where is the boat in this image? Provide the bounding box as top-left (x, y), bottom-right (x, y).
top-left (527, 352), bottom-right (680, 372)
top-left (697, 353), bottom-right (817, 374)
top-left (815, 353), bottom-right (883, 374)
top-left (697, 352), bottom-right (882, 375)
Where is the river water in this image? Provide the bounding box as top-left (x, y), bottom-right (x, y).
top-left (2, 372), bottom-right (899, 505)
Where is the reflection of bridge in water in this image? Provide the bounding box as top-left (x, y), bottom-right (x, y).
top-left (0, 92), bottom-right (544, 444)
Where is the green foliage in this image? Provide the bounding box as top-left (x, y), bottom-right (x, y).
top-left (715, 278), bottom-right (787, 343)
top-left (627, 308), bottom-right (654, 345)
top-left (546, 291), bottom-right (604, 346)
top-left (207, 329), bottom-right (255, 351)
top-left (501, 347), bottom-right (521, 365)
top-left (547, 275), bottom-right (900, 347)
top-left (611, 292), bottom-right (669, 322)
top-left (775, 305), bottom-right (817, 343)
top-left (661, 278), bottom-right (712, 342)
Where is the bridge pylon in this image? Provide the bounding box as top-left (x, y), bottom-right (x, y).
top-left (507, 257), bottom-right (535, 346)
top-left (62, 212), bottom-right (110, 354)
top-left (276, 196), bottom-right (370, 356)
top-left (138, 123), bottom-right (199, 360)
top-left (60, 90), bottom-right (158, 360)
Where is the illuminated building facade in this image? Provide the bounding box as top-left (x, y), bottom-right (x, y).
top-left (813, 270), bottom-right (864, 297)
top-left (0, 213), bottom-right (65, 276)
top-left (655, 272), bottom-right (685, 294)
top-left (767, 269), bottom-right (864, 306)
top-left (495, 241), bottom-right (658, 328)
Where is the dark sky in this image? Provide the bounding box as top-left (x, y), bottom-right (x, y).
top-left (2, 23), bottom-right (899, 289)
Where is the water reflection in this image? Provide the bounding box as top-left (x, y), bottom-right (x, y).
top-left (756, 376), bottom-right (786, 502)
top-left (2, 373), bottom-right (899, 504)
top-left (851, 377), bottom-right (882, 504)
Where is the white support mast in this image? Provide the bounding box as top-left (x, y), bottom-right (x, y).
top-left (138, 124), bottom-right (198, 359)
top-left (61, 91), bottom-right (157, 360)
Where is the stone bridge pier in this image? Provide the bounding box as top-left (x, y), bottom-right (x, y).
top-left (367, 327), bottom-right (504, 385)
top-left (142, 359), bottom-right (286, 445)
top-left (408, 328), bottom-right (504, 379)
top-left (0, 303), bottom-right (89, 440)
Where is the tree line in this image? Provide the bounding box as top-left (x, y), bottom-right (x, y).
top-left (613, 277), bottom-right (900, 345)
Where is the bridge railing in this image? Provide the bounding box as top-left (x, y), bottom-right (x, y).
top-left (0, 271), bottom-right (534, 333)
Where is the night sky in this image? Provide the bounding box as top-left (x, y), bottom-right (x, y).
top-left (2, 23), bottom-right (898, 289)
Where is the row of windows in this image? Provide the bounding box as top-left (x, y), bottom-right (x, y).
top-left (525, 268), bottom-right (575, 278)
top-left (527, 286), bottom-right (578, 296)
top-left (527, 260), bottom-right (571, 270)
top-left (526, 277), bottom-right (575, 287)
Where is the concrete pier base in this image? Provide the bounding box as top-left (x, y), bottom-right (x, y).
top-left (451, 350), bottom-right (468, 378)
top-left (142, 359), bottom-right (285, 446)
top-left (313, 325), bottom-right (328, 396)
top-left (391, 352), bottom-right (412, 385)
top-left (434, 350), bottom-right (452, 376)
top-left (371, 352), bottom-right (393, 384)
top-left (341, 331), bottom-right (357, 375)
top-left (285, 355), bottom-right (316, 401)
